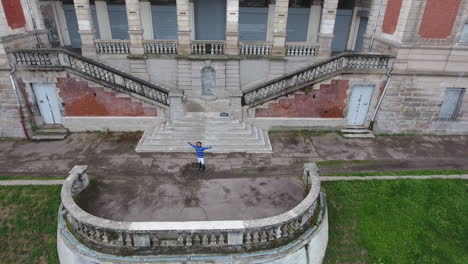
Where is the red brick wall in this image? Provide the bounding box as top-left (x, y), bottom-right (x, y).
top-left (255, 80), bottom-right (349, 118)
top-left (419, 0), bottom-right (461, 38)
top-left (1, 0), bottom-right (26, 29)
top-left (382, 0), bottom-right (403, 34)
top-left (57, 78), bottom-right (157, 116)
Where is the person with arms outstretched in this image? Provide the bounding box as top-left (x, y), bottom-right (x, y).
top-left (188, 141), bottom-right (212, 171)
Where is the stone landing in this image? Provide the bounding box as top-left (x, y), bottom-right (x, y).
top-left (135, 113), bottom-right (272, 153)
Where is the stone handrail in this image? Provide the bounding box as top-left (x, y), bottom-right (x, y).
top-left (239, 41), bottom-right (273, 55)
top-left (95, 39), bottom-right (131, 54)
top-left (286, 42), bottom-right (319, 56)
top-left (10, 49), bottom-right (169, 106)
top-left (144, 40), bottom-right (178, 55)
top-left (191, 40), bottom-right (226, 55)
top-left (60, 163), bottom-right (323, 255)
top-left (243, 52), bottom-right (395, 106)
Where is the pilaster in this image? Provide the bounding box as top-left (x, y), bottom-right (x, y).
top-left (140, 0), bottom-right (154, 40)
top-left (318, 0), bottom-right (339, 57)
top-left (176, 0), bottom-right (191, 55)
top-left (271, 0), bottom-right (289, 56)
top-left (95, 0), bottom-right (112, 40)
top-left (73, 0), bottom-right (97, 57)
top-left (125, 0), bottom-right (145, 55)
top-left (225, 0), bottom-right (239, 55)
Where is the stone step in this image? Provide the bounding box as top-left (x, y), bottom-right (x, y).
top-left (152, 127), bottom-right (258, 140)
top-left (32, 133), bottom-right (68, 140)
top-left (173, 118), bottom-right (240, 124)
top-left (340, 128), bottom-right (373, 134)
top-left (342, 133), bottom-right (375, 138)
top-left (35, 127), bottom-right (69, 134)
top-left (184, 112), bottom-right (229, 119)
top-left (162, 124), bottom-right (252, 133)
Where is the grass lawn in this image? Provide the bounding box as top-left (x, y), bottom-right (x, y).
top-left (322, 169), bottom-right (468, 177)
top-left (323, 179), bottom-right (468, 264)
top-left (0, 176), bottom-right (65, 180)
top-left (0, 185), bottom-right (61, 264)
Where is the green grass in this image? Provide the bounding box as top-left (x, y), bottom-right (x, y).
top-left (322, 169), bottom-right (468, 177)
top-left (323, 179), bottom-right (468, 264)
top-left (0, 175), bottom-right (64, 181)
top-left (0, 185), bottom-right (61, 264)
top-left (316, 160), bottom-right (375, 167)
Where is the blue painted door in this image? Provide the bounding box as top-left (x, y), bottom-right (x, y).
top-left (33, 84), bottom-right (62, 124)
top-left (239, 7), bottom-right (268, 41)
top-left (331, 9), bottom-right (353, 53)
top-left (195, 0), bottom-right (226, 40)
top-left (152, 5), bottom-right (178, 40)
top-left (354, 17), bottom-right (368, 51)
top-left (286, 8), bottom-right (310, 42)
top-left (347, 85), bottom-right (373, 126)
top-left (107, 4), bottom-right (129, 39)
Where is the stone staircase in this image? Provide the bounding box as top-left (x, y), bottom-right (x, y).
top-left (341, 126), bottom-right (375, 138)
top-left (136, 112), bottom-right (272, 153)
top-left (32, 125), bottom-right (69, 140)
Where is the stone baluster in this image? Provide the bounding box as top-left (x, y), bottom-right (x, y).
top-left (260, 231), bottom-right (268, 243)
top-left (125, 233), bottom-right (133, 246)
top-left (186, 234), bottom-right (192, 246)
top-left (210, 234), bottom-right (217, 245)
top-left (202, 234), bottom-right (209, 246)
top-left (194, 234), bottom-right (201, 245)
top-left (245, 232), bottom-right (251, 244)
top-left (177, 234), bottom-right (184, 246)
top-left (268, 229), bottom-right (275, 241)
top-left (252, 232), bottom-right (259, 244)
top-left (218, 234), bottom-right (225, 246)
top-left (151, 234), bottom-right (159, 247)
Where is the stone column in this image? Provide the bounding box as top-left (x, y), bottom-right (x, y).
top-left (225, 0), bottom-right (239, 55)
top-left (318, 0), bottom-right (339, 57)
top-left (271, 0), bottom-right (289, 56)
top-left (95, 0), bottom-right (112, 40)
top-left (140, 0), bottom-right (154, 40)
top-left (125, 0), bottom-right (145, 55)
top-left (176, 0), bottom-right (191, 55)
top-left (73, 0), bottom-right (97, 57)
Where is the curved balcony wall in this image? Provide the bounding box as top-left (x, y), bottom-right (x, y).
top-left (57, 163), bottom-right (328, 264)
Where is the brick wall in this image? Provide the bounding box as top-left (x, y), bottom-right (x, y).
top-left (57, 78), bottom-right (157, 117)
top-left (1, 0), bottom-right (26, 29)
top-left (382, 0), bottom-right (403, 34)
top-left (419, 0), bottom-right (461, 39)
top-left (255, 80), bottom-right (349, 118)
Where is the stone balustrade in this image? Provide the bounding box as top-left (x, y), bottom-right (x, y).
top-left (239, 42), bottom-right (273, 56)
top-left (144, 40), bottom-right (178, 55)
top-left (243, 52), bottom-right (395, 106)
top-left (286, 42), bottom-right (319, 56)
top-left (59, 163), bottom-right (324, 255)
top-left (191, 41), bottom-right (226, 55)
top-left (95, 40), bottom-right (131, 54)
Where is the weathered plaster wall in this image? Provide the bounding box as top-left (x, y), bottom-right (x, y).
top-left (57, 78), bottom-right (157, 117)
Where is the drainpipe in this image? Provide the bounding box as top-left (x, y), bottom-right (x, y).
top-left (25, 0), bottom-right (43, 48)
top-left (369, 0), bottom-right (385, 52)
top-left (369, 60), bottom-right (394, 131)
top-left (9, 64), bottom-right (30, 139)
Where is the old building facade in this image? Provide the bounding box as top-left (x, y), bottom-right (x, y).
top-left (0, 0), bottom-right (467, 143)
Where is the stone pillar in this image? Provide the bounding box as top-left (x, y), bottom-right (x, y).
top-left (271, 0), bottom-right (289, 56)
top-left (225, 0), bottom-right (239, 55)
top-left (95, 0), bottom-right (112, 40)
top-left (318, 0), bottom-right (339, 57)
top-left (125, 0), bottom-right (145, 55)
top-left (169, 89), bottom-right (185, 120)
top-left (73, 0), bottom-right (97, 57)
top-left (266, 3), bottom-right (275, 41)
top-left (307, 1), bottom-right (322, 43)
top-left (176, 0), bottom-right (191, 55)
top-left (140, 0), bottom-right (154, 40)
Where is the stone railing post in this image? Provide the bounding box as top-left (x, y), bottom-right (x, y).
top-left (73, 0), bottom-right (97, 58)
top-left (271, 0), bottom-right (289, 56)
top-left (225, 0), bottom-right (239, 55)
top-left (318, 0), bottom-right (339, 57)
top-left (176, 0), bottom-right (191, 55)
top-left (169, 89), bottom-right (185, 120)
top-left (125, 0), bottom-right (145, 55)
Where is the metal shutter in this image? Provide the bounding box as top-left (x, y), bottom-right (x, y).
top-left (107, 4), bottom-right (129, 39)
top-left (239, 7), bottom-right (268, 41)
top-left (152, 5), bottom-right (178, 40)
top-left (331, 9), bottom-right (353, 53)
top-left (195, 0), bottom-right (226, 40)
top-left (439, 88), bottom-right (465, 121)
top-left (354, 17), bottom-right (368, 51)
top-left (286, 8), bottom-right (310, 42)
top-left (63, 4), bottom-right (81, 48)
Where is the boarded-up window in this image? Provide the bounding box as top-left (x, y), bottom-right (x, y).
top-left (439, 88), bottom-right (465, 121)
top-left (107, 4), bottom-right (129, 39)
top-left (152, 5), bottom-right (178, 40)
top-left (239, 7), bottom-right (268, 41)
top-left (286, 8), bottom-right (311, 42)
top-left (460, 23), bottom-right (468, 42)
top-left (1, 0), bottom-right (26, 29)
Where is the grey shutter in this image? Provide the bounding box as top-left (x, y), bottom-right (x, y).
top-left (91, 5), bottom-right (100, 39)
top-left (107, 4), bottom-right (129, 39)
top-left (239, 7), bottom-right (268, 41)
top-left (63, 4), bottom-right (81, 48)
top-left (195, 0), bottom-right (226, 40)
top-left (286, 8), bottom-right (310, 42)
top-left (354, 17), bottom-right (368, 51)
top-left (331, 9), bottom-right (353, 53)
top-left (152, 5), bottom-right (178, 40)
top-left (439, 88), bottom-right (465, 121)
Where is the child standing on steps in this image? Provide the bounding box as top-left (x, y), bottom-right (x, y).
top-left (188, 141), bottom-right (212, 171)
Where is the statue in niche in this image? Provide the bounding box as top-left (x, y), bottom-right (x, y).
top-left (201, 67), bottom-right (216, 96)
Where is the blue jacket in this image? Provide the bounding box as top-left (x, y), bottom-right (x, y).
top-left (188, 143), bottom-right (212, 158)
